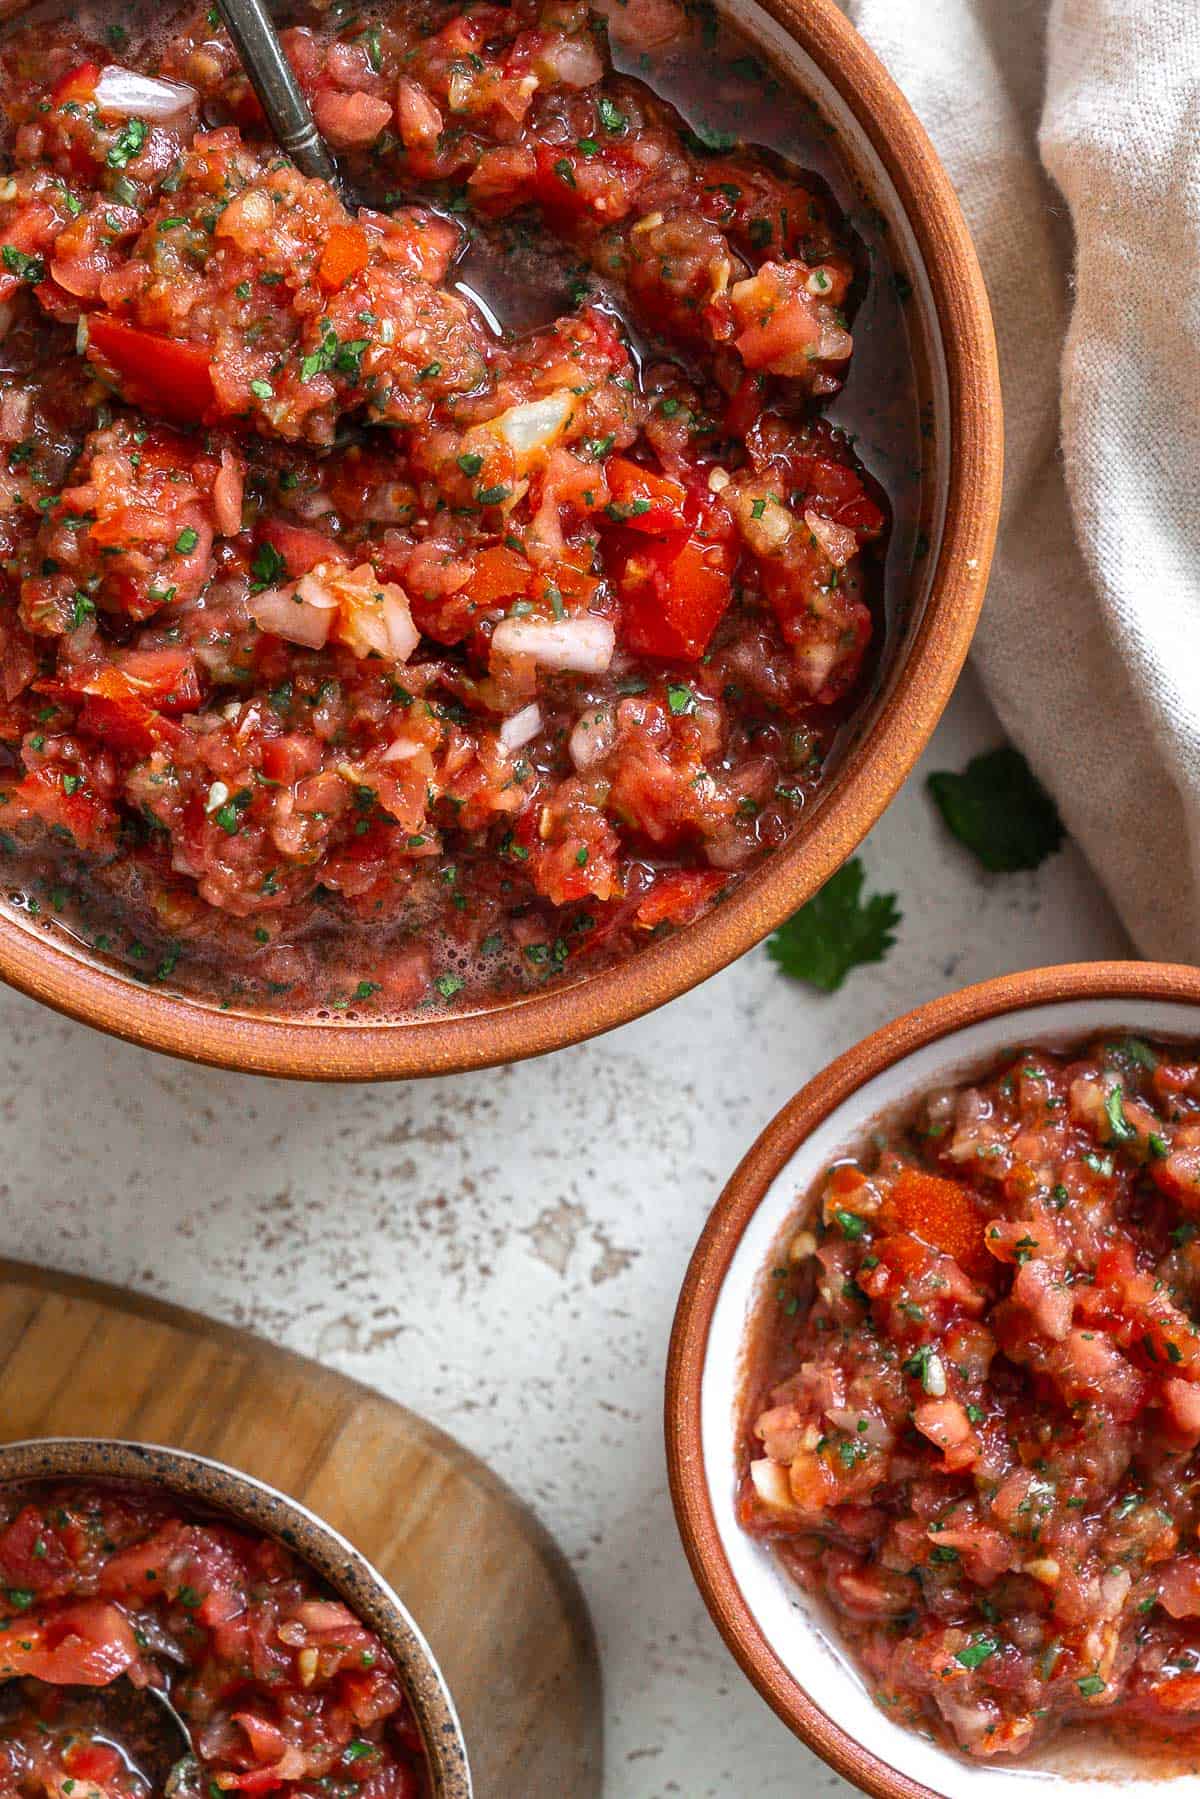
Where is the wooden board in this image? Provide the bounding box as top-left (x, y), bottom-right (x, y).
top-left (0, 1259), bottom-right (603, 1799)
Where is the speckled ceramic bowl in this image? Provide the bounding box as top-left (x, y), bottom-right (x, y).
top-left (0, 1436), bottom-right (471, 1798)
top-left (667, 962), bottom-right (1200, 1799)
top-left (0, 0), bottom-right (1002, 1079)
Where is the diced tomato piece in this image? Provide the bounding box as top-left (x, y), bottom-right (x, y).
top-left (64, 1742), bottom-right (123, 1781)
top-left (889, 1169), bottom-right (989, 1278)
top-left (635, 869), bottom-right (726, 929)
top-left (85, 317), bottom-right (215, 424)
top-left (615, 532), bottom-right (733, 661)
top-left (258, 518), bottom-right (347, 578)
top-left (261, 734), bottom-right (324, 784)
top-left (317, 222), bottom-right (370, 293)
top-left (8, 766), bottom-right (114, 852)
top-left (1155, 1673), bottom-right (1200, 1713)
top-left (725, 371), bottom-right (766, 439)
top-left (551, 554), bottom-right (601, 608)
top-left (469, 544), bottom-right (531, 606)
top-left (0, 201), bottom-right (60, 303)
top-left (801, 457), bottom-right (887, 538)
top-left (50, 60), bottom-right (100, 107)
top-left (605, 456), bottom-right (688, 534)
top-left (74, 693), bottom-right (160, 755)
top-left (0, 1599), bottom-right (138, 1685)
top-left (0, 1508), bottom-right (73, 1596)
top-left (735, 298), bottom-right (820, 371)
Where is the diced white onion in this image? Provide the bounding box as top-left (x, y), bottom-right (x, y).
top-left (376, 590), bottom-right (422, 662)
top-left (249, 583), bottom-right (333, 650)
top-left (816, 318), bottom-right (854, 363)
top-left (379, 738), bottom-right (421, 763)
top-left (294, 1600), bottom-right (358, 1633)
top-left (204, 780), bottom-right (230, 815)
top-left (922, 1352), bottom-right (948, 1398)
top-left (94, 65), bottom-right (198, 120)
top-left (446, 67), bottom-right (473, 110)
top-left (292, 490), bottom-right (335, 519)
top-left (488, 391), bottom-right (574, 466)
top-left (749, 1458), bottom-right (793, 1513)
top-left (568, 704), bottom-right (616, 771)
top-left (294, 572), bottom-right (340, 611)
top-left (825, 1409), bottom-right (889, 1446)
top-left (499, 702), bottom-right (542, 754)
top-left (492, 615), bottom-right (614, 674)
top-left (533, 36), bottom-right (604, 87)
top-left (804, 508), bottom-right (857, 570)
top-left (0, 386), bottom-right (32, 444)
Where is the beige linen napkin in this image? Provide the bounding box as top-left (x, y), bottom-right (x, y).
top-left (837, 0), bottom-right (1200, 959)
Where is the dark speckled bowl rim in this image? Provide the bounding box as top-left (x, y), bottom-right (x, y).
top-left (0, 1437), bottom-right (471, 1799)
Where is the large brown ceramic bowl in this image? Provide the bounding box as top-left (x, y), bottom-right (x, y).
top-left (666, 963), bottom-right (1200, 1799)
top-left (0, 1436), bottom-right (472, 1798)
top-left (0, 0), bottom-right (1001, 1077)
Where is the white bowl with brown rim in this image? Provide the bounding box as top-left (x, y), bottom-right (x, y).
top-left (667, 962), bottom-right (1200, 1799)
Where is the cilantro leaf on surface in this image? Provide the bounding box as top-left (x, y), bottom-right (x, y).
top-left (766, 857), bottom-right (901, 993)
top-left (927, 746), bottom-right (1064, 873)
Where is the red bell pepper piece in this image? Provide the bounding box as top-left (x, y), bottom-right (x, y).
top-left (85, 317), bottom-right (215, 424)
top-left (317, 222), bottom-right (370, 293)
top-left (605, 456), bottom-right (689, 534)
top-left (889, 1169), bottom-right (989, 1278)
top-left (616, 531), bottom-right (733, 661)
top-left (50, 61), bottom-right (100, 108)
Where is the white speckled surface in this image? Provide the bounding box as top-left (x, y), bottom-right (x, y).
top-left (0, 665), bottom-right (1127, 1798)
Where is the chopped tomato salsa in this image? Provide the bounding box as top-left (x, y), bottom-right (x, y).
top-left (0, 0), bottom-right (904, 1013)
top-left (739, 1035), bottom-right (1200, 1761)
top-left (0, 1482), bottom-right (428, 1796)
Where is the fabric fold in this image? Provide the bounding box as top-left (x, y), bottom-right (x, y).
top-left (839, 0), bottom-right (1200, 959)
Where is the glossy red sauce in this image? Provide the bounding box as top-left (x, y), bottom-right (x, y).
top-left (739, 1035), bottom-right (1200, 1761)
top-left (0, 0), bottom-right (924, 1014)
top-left (0, 1481), bottom-right (428, 1796)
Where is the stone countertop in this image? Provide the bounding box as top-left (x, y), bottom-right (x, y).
top-left (0, 665), bottom-right (1127, 1797)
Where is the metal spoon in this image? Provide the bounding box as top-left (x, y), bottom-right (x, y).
top-left (0, 1676), bottom-right (195, 1790)
top-left (213, 0), bottom-right (343, 194)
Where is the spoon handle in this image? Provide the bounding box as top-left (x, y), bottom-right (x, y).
top-left (214, 0), bottom-right (343, 191)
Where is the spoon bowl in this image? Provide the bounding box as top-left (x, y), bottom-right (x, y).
top-left (0, 1675), bottom-right (193, 1791)
top-left (214, 0), bottom-right (343, 191)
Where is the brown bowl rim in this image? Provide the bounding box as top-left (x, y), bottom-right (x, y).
top-left (0, 0), bottom-right (1002, 1078)
top-left (665, 960), bottom-right (1200, 1799)
top-left (0, 1435), bottom-right (471, 1798)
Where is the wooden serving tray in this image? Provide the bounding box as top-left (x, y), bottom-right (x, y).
top-left (0, 1260), bottom-right (603, 1798)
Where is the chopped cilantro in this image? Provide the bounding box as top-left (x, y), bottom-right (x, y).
top-left (1, 246), bottom-right (43, 285)
top-left (927, 746), bottom-right (1064, 872)
top-left (106, 118), bottom-right (148, 169)
top-left (955, 1636), bottom-right (999, 1670)
top-left (250, 541), bottom-right (287, 592)
top-left (766, 856), bottom-right (901, 993)
top-left (1103, 1085), bottom-right (1137, 1145)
